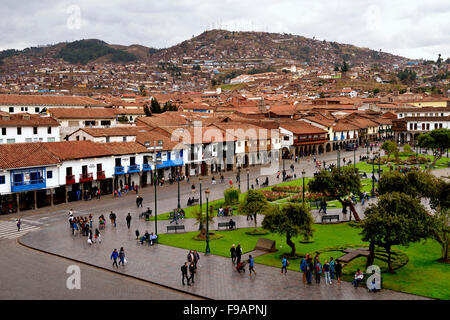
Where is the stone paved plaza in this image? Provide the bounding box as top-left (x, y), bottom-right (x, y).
top-left (19, 213), bottom-right (428, 300)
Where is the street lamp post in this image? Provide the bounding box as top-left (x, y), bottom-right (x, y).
top-left (372, 154), bottom-right (375, 197)
top-left (237, 166), bottom-right (241, 190)
top-left (205, 188), bottom-right (211, 255)
top-left (378, 152), bottom-right (381, 181)
top-left (353, 146), bottom-right (356, 169)
top-left (154, 171), bottom-right (158, 236)
top-left (247, 168), bottom-right (250, 191)
top-left (199, 177), bottom-right (202, 215)
top-left (176, 167), bottom-right (180, 210)
top-left (337, 145), bottom-right (340, 169)
top-left (302, 169), bottom-right (306, 203)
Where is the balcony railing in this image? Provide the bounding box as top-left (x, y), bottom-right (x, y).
top-left (293, 138), bottom-right (328, 145)
top-left (142, 164), bottom-right (152, 171)
top-left (79, 172), bottom-right (93, 183)
top-left (96, 170), bottom-right (105, 180)
top-left (114, 166), bottom-right (125, 175)
top-left (127, 164), bottom-right (141, 173)
top-left (11, 178), bottom-right (46, 192)
top-left (66, 175), bottom-right (75, 185)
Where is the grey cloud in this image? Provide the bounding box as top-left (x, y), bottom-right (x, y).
top-left (0, 0), bottom-right (448, 59)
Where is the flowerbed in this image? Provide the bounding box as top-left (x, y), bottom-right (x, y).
top-left (289, 192), bottom-right (328, 203)
top-left (271, 186), bottom-right (302, 193)
top-left (261, 190), bottom-right (290, 201)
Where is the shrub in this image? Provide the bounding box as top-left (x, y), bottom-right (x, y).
top-left (403, 144), bottom-right (412, 153)
top-left (224, 187), bottom-right (240, 205)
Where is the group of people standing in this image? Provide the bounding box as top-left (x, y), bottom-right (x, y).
top-left (68, 210), bottom-right (101, 245)
top-left (299, 253), bottom-right (342, 285)
top-left (181, 250), bottom-right (200, 286)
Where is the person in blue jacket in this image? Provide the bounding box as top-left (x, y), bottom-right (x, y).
top-left (111, 248), bottom-right (119, 268)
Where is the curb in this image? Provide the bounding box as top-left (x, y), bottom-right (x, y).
top-left (17, 238), bottom-right (210, 300)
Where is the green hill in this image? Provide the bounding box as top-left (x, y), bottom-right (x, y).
top-left (56, 39), bottom-right (137, 65)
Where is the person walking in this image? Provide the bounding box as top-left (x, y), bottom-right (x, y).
top-left (181, 262), bottom-right (190, 286)
top-left (16, 218), bottom-right (21, 232)
top-left (118, 247), bottom-right (126, 266)
top-left (109, 211), bottom-right (116, 227)
top-left (111, 248), bottom-right (119, 268)
top-left (193, 250), bottom-right (200, 270)
top-left (189, 262), bottom-right (196, 284)
top-left (281, 256), bottom-right (289, 274)
top-left (323, 260), bottom-right (331, 284)
top-left (315, 259), bottom-right (322, 284)
top-left (136, 196), bottom-right (140, 208)
top-left (300, 254), bottom-right (309, 284)
top-left (306, 256), bottom-right (313, 285)
top-left (126, 213), bottom-right (132, 229)
top-left (94, 228), bottom-right (100, 243)
top-left (187, 250), bottom-right (194, 265)
top-left (329, 257), bottom-right (335, 280)
top-left (335, 260), bottom-right (342, 285)
top-left (230, 244), bottom-right (236, 264)
top-left (248, 255), bottom-right (256, 277)
top-left (89, 214), bottom-right (93, 229)
top-left (235, 244), bottom-right (242, 264)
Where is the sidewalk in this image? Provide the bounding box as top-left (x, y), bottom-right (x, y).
top-left (19, 212), bottom-right (428, 300)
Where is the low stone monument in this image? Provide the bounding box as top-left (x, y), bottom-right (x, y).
top-left (255, 238), bottom-right (276, 252)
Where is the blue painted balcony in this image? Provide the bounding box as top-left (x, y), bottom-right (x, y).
top-left (127, 164), bottom-right (141, 173)
top-left (114, 166), bottom-right (125, 175)
top-left (11, 178), bottom-right (46, 192)
top-left (142, 163), bottom-right (152, 171)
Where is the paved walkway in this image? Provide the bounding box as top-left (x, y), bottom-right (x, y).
top-left (19, 215), bottom-right (428, 300)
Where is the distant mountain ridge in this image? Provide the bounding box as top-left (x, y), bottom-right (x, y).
top-left (0, 29), bottom-right (412, 67)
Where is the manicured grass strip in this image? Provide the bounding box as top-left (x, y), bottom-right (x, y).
top-left (158, 223), bottom-right (449, 300)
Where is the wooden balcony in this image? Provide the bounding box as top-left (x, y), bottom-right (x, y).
top-left (66, 175), bottom-right (75, 185)
top-left (79, 172), bottom-right (93, 183)
top-left (293, 138), bottom-right (328, 145)
top-left (96, 170), bottom-right (105, 180)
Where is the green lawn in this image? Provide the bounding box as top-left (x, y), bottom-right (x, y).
top-left (154, 155), bottom-right (449, 220)
top-left (158, 223), bottom-right (450, 300)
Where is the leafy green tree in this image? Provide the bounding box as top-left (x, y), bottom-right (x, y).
top-left (262, 203), bottom-right (314, 257)
top-left (403, 144), bottom-right (412, 153)
top-left (373, 88), bottom-right (380, 95)
top-left (381, 140), bottom-right (398, 160)
top-left (361, 192), bottom-right (436, 272)
top-left (162, 101), bottom-right (178, 112)
top-left (239, 189), bottom-right (270, 229)
top-left (193, 206), bottom-right (214, 238)
top-left (378, 170), bottom-right (436, 199)
top-left (418, 128), bottom-right (450, 167)
top-left (308, 166), bottom-right (362, 220)
top-left (150, 97), bottom-right (162, 114)
top-left (143, 103), bottom-right (152, 117)
top-left (429, 180), bottom-right (450, 262)
top-left (340, 60), bottom-right (349, 72)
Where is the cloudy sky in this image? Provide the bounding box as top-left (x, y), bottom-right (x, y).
top-left (1, 0), bottom-right (449, 60)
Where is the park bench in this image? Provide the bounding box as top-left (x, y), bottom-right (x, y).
top-left (167, 225), bottom-right (185, 233)
top-left (187, 198), bottom-right (199, 206)
top-left (321, 214), bottom-right (340, 223)
top-left (217, 222), bottom-right (237, 230)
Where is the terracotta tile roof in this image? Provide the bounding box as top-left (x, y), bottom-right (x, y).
top-left (43, 141), bottom-right (111, 160)
top-left (0, 143), bottom-right (61, 169)
top-left (0, 113), bottom-right (59, 127)
top-left (48, 108), bottom-right (116, 119)
top-left (74, 126), bottom-right (148, 137)
top-left (280, 121), bottom-right (328, 135)
top-left (112, 108), bottom-right (147, 115)
top-left (0, 94), bottom-right (105, 106)
top-left (136, 130), bottom-right (184, 150)
top-left (136, 112), bottom-right (188, 128)
top-left (103, 142), bottom-right (149, 155)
